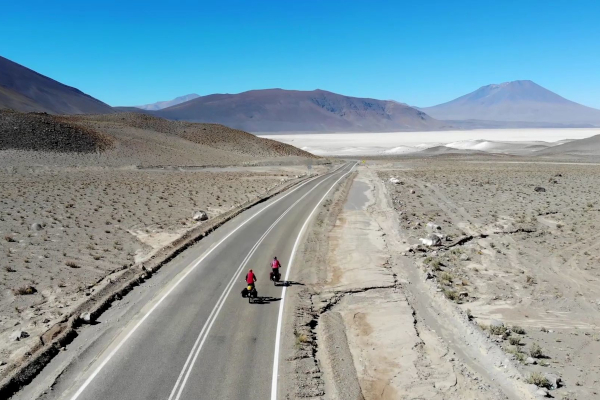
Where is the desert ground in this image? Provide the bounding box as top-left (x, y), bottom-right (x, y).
top-left (0, 110), bottom-right (325, 387)
top-left (281, 157), bottom-right (600, 400)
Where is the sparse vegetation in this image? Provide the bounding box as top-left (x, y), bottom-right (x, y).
top-left (13, 285), bottom-right (37, 295)
top-left (443, 289), bottom-right (459, 301)
top-left (65, 260), bottom-right (80, 268)
top-left (511, 326), bottom-right (526, 335)
top-left (489, 325), bottom-right (507, 336)
top-left (509, 336), bottom-right (522, 346)
top-left (525, 372), bottom-right (551, 389)
top-left (530, 342), bottom-right (545, 358)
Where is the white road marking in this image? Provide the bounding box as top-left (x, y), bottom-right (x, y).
top-left (168, 164), bottom-right (352, 400)
top-left (67, 165), bottom-right (346, 400)
top-left (270, 162), bottom-right (356, 400)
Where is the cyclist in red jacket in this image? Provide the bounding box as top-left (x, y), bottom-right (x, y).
top-left (270, 257), bottom-right (282, 281)
top-left (246, 269), bottom-right (257, 289)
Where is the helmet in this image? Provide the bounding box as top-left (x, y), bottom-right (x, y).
top-left (273, 256), bottom-right (277, 260)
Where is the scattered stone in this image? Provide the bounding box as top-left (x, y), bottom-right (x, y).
top-left (426, 222), bottom-right (441, 232)
top-left (525, 357), bottom-right (537, 365)
top-left (389, 177), bottom-right (401, 184)
top-left (534, 186), bottom-right (546, 193)
top-left (410, 189), bottom-right (416, 194)
top-left (543, 373), bottom-right (561, 390)
top-left (419, 234), bottom-right (442, 247)
top-left (79, 312), bottom-right (92, 324)
top-left (535, 387), bottom-right (549, 397)
top-left (30, 222), bottom-right (44, 231)
top-left (192, 210), bottom-right (208, 221)
top-left (10, 330), bottom-right (29, 341)
top-left (459, 253), bottom-right (470, 261)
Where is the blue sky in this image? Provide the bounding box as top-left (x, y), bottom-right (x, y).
top-left (2, 0), bottom-right (599, 107)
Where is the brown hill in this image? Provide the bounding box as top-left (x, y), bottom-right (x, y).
top-left (0, 55), bottom-right (114, 114)
top-left (73, 112), bottom-right (316, 159)
top-left (0, 110), bottom-right (113, 152)
top-left (155, 89), bottom-right (446, 132)
top-left (0, 111), bottom-right (315, 167)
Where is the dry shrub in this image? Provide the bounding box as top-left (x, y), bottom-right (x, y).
top-left (525, 372), bottom-right (551, 389)
top-left (13, 285), bottom-right (37, 295)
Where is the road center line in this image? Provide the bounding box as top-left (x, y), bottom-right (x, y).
top-left (67, 164), bottom-right (346, 400)
top-left (270, 162), bottom-right (356, 400)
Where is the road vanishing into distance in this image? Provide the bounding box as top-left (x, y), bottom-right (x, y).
top-left (23, 162), bottom-right (355, 400)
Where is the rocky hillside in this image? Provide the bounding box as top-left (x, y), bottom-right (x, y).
top-left (0, 111), bottom-right (316, 166)
top-left (0, 110), bottom-right (113, 152)
top-left (73, 113), bottom-right (315, 158)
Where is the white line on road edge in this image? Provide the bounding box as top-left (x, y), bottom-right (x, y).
top-left (168, 166), bottom-right (348, 400)
top-left (270, 162), bottom-right (356, 400)
top-left (67, 164), bottom-right (347, 400)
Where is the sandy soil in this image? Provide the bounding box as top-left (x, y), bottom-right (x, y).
top-left (377, 159), bottom-right (600, 399)
top-left (0, 164), bottom-right (323, 374)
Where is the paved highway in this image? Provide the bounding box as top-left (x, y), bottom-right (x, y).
top-left (39, 162), bottom-right (355, 400)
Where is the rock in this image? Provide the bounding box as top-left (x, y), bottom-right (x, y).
top-left (192, 211), bottom-right (208, 221)
top-left (10, 330), bottom-right (29, 341)
top-left (410, 189), bottom-right (416, 194)
top-left (30, 222), bottom-right (43, 231)
top-left (535, 388), bottom-right (549, 397)
top-left (534, 186), bottom-right (546, 193)
top-left (426, 222), bottom-right (441, 232)
top-left (433, 233), bottom-right (447, 241)
top-left (0, 360), bottom-right (6, 366)
top-left (543, 373), bottom-right (561, 389)
top-left (419, 234), bottom-right (442, 247)
top-left (389, 177), bottom-right (401, 184)
top-left (459, 253), bottom-right (470, 261)
top-left (525, 357), bottom-right (537, 365)
top-left (79, 312), bottom-right (92, 324)
top-left (490, 319), bottom-right (504, 328)
top-left (41, 324), bottom-right (64, 345)
top-left (459, 291), bottom-right (469, 298)
top-left (425, 270), bottom-right (434, 279)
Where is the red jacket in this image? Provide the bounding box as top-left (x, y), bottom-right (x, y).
top-left (246, 271), bottom-right (256, 284)
top-left (271, 259), bottom-right (281, 269)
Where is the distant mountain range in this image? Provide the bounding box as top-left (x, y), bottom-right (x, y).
top-left (152, 89), bottom-right (447, 132)
top-left (2, 55), bottom-right (600, 132)
top-left (421, 80), bottom-right (600, 124)
top-left (135, 93), bottom-right (200, 111)
top-left (0, 56), bottom-right (113, 114)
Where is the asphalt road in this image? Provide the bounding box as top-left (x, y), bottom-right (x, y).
top-left (40, 162), bottom-right (355, 400)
